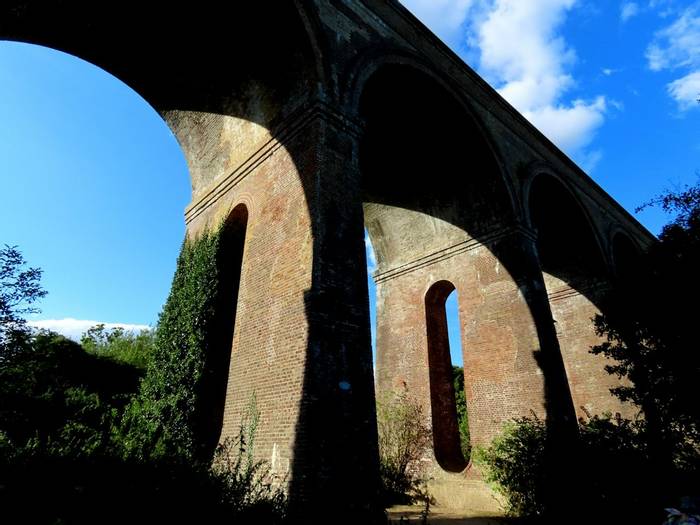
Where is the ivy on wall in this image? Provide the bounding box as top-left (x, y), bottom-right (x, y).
top-left (121, 222), bottom-right (239, 462)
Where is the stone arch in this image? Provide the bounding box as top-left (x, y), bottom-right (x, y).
top-left (611, 231), bottom-right (643, 280)
top-left (526, 172), bottom-right (608, 292)
top-left (0, 6), bottom-right (381, 522)
top-left (527, 172), bottom-right (626, 418)
top-left (362, 64), bottom-right (575, 492)
top-left (346, 52), bottom-right (519, 220)
top-left (358, 62), bottom-right (518, 270)
top-left (0, 2), bottom-right (325, 198)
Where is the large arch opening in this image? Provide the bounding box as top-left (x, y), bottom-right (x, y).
top-left (529, 175), bottom-right (608, 295)
top-left (357, 63), bottom-right (564, 465)
top-left (0, 40), bottom-right (190, 343)
top-left (528, 174), bottom-right (623, 417)
top-left (1, 7), bottom-right (384, 520)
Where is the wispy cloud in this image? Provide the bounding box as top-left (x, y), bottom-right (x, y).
top-left (646, 5), bottom-right (700, 110)
top-left (28, 318), bottom-right (151, 341)
top-left (646, 6), bottom-right (700, 71)
top-left (668, 71), bottom-right (700, 109)
top-left (621, 2), bottom-right (641, 22)
top-left (401, 0), bottom-right (475, 48)
top-left (364, 231), bottom-right (377, 273)
top-left (473, 0), bottom-right (607, 163)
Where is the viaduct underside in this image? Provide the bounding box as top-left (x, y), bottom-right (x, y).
top-left (1, 1), bottom-right (654, 522)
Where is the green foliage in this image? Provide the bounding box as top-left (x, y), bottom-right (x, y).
top-left (0, 244), bottom-right (47, 355)
top-left (376, 390), bottom-right (432, 506)
top-left (476, 414), bottom-right (656, 522)
top-left (0, 244), bottom-right (286, 522)
top-left (0, 331), bottom-right (142, 459)
top-left (212, 397), bottom-right (287, 523)
top-left (592, 181), bottom-right (700, 475)
top-left (121, 229), bottom-right (224, 461)
top-left (452, 365), bottom-right (471, 462)
top-left (475, 415), bottom-right (547, 518)
top-left (81, 323), bottom-right (155, 370)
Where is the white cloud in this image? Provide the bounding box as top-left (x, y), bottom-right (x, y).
top-left (646, 5), bottom-right (700, 110)
top-left (621, 2), bottom-right (641, 21)
top-left (473, 0), bottom-right (607, 159)
top-left (400, 0), bottom-right (608, 167)
top-left (400, 0), bottom-right (475, 47)
top-left (522, 96), bottom-right (607, 153)
top-left (28, 318), bottom-right (151, 341)
top-left (668, 71), bottom-right (700, 109)
top-left (364, 231), bottom-right (377, 273)
top-left (646, 7), bottom-right (700, 71)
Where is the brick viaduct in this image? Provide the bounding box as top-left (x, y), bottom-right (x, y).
top-left (2, 1), bottom-right (655, 522)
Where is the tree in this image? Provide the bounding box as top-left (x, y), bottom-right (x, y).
top-left (81, 323), bottom-right (155, 370)
top-left (0, 245), bottom-right (47, 355)
top-left (591, 181), bottom-right (700, 480)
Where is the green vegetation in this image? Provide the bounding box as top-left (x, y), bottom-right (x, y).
top-left (477, 182), bottom-right (700, 523)
top-left (376, 390), bottom-right (432, 506)
top-left (0, 230), bottom-right (284, 524)
top-left (476, 414), bottom-right (652, 521)
top-left (121, 230), bottom-right (223, 461)
top-left (0, 244), bottom-right (47, 356)
top-left (81, 323), bottom-right (156, 370)
top-left (452, 365), bottom-right (470, 463)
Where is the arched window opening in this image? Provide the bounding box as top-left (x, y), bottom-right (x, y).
top-left (201, 204), bottom-right (249, 456)
top-left (426, 281), bottom-right (468, 472)
top-left (445, 290), bottom-right (470, 465)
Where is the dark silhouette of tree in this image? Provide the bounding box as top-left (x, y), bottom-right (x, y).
top-left (0, 245), bottom-right (47, 356)
top-left (591, 181), bottom-right (700, 481)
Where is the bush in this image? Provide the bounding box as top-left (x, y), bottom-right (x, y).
top-left (376, 390), bottom-right (432, 506)
top-left (0, 331), bottom-right (141, 459)
top-left (81, 323), bottom-right (156, 370)
top-left (476, 414), bottom-right (667, 523)
top-left (475, 415), bottom-right (547, 518)
top-left (212, 398), bottom-right (286, 524)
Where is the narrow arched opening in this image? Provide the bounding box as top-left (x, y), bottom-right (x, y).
top-left (446, 290), bottom-right (470, 465)
top-left (425, 280), bottom-right (467, 473)
top-left (201, 204), bottom-right (249, 457)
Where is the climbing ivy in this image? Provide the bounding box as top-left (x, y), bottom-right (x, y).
top-left (121, 227), bottom-right (226, 462)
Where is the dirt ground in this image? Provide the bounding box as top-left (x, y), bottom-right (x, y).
top-left (386, 505), bottom-right (517, 524)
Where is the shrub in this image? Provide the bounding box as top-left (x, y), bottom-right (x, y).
top-left (81, 323), bottom-right (156, 370)
top-left (376, 390), bottom-right (432, 506)
top-left (474, 414), bottom-right (547, 518)
top-left (476, 413), bottom-right (666, 523)
top-left (212, 397), bottom-right (286, 524)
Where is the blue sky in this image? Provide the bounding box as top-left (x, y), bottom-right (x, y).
top-left (1, 1), bottom-right (698, 364)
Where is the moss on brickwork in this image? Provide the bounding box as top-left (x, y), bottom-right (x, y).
top-left (121, 227), bottom-right (225, 461)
